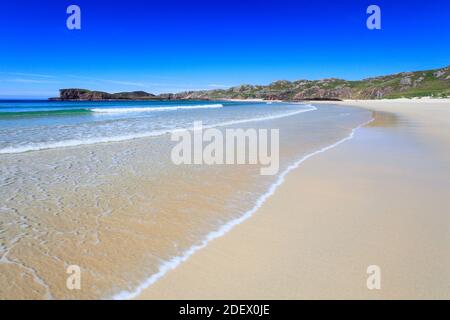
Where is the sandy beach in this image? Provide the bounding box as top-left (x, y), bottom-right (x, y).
top-left (2, 0), bottom-right (449, 302)
top-left (137, 99), bottom-right (450, 299)
top-left (1, 101), bottom-right (371, 299)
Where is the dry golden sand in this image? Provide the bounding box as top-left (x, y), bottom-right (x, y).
top-left (137, 99), bottom-right (450, 299)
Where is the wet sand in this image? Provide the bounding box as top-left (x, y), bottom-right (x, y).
top-left (137, 99), bottom-right (450, 299)
top-left (0, 103), bottom-right (370, 299)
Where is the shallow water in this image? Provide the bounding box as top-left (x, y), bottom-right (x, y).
top-left (0, 101), bottom-right (372, 299)
top-left (0, 100), bottom-right (312, 154)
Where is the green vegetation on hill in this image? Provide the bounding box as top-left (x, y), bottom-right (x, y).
top-left (170, 65), bottom-right (450, 100)
top-left (53, 66), bottom-right (450, 101)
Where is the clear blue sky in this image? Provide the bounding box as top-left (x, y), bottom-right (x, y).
top-left (0, 0), bottom-right (449, 98)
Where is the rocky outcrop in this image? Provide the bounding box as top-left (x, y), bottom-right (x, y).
top-left (52, 89), bottom-right (158, 101)
top-left (434, 70), bottom-right (446, 78)
top-left (112, 91), bottom-right (157, 99)
top-left (55, 89), bottom-right (112, 100)
top-left (51, 65), bottom-right (450, 101)
top-left (293, 86), bottom-right (353, 100)
top-left (400, 77), bottom-right (412, 85)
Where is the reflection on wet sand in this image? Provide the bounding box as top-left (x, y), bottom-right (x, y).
top-left (0, 104), bottom-right (371, 299)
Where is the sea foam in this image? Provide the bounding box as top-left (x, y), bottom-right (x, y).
top-left (111, 115), bottom-right (374, 300)
top-left (0, 104), bottom-right (316, 154)
top-left (90, 104), bottom-right (224, 113)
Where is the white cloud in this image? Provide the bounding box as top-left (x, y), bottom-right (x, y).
top-left (6, 78), bottom-right (60, 84)
top-left (0, 72), bottom-right (56, 78)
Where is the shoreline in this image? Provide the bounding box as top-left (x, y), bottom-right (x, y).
top-left (0, 103), bottom-right (316, 155)
top-left (1, 101), bottom-right (368, 299)
top-left (1, 98), bottom-right (449, 299)
top-left (114, 115), bottom-right (373, 300)
top-left (136, 99), bottom-right (450, 299)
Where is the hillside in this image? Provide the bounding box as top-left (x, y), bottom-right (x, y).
top-left (50, 89), bottom-right (158, 101)
top-left (52, 66), bottom-right (450, 101)
top-left (170, 65), bottom-right (450, 100)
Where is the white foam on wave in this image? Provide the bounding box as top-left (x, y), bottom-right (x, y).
top-left (90, 104), bottom-right (224, 113)
top-left (0, 104), bottom-right (316, 154)
top-left (110, 116), bottom-right (374, 300)
top-left (181, 104), bottom-right (316, 132)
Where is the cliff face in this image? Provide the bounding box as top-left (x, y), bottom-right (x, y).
top-left (53, 89), bottom-right (157, 101)
top-left (52, 66), bottom-right (450, 101)
top-left (58, 89), bottom-right (113, 100)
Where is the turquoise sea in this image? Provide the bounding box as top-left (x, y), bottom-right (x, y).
top-left (0, 100), bottom-right (312, 154)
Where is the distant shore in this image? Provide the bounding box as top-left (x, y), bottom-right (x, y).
top-left (137, 98), bottom-right (450, 299)
top-left (50, 66), bottom-right (449, 102)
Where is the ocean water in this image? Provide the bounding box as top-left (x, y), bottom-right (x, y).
top-left (0, 100), bottom-right (313, 154)
top-left (0, 100), bottom-right (372, 299)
